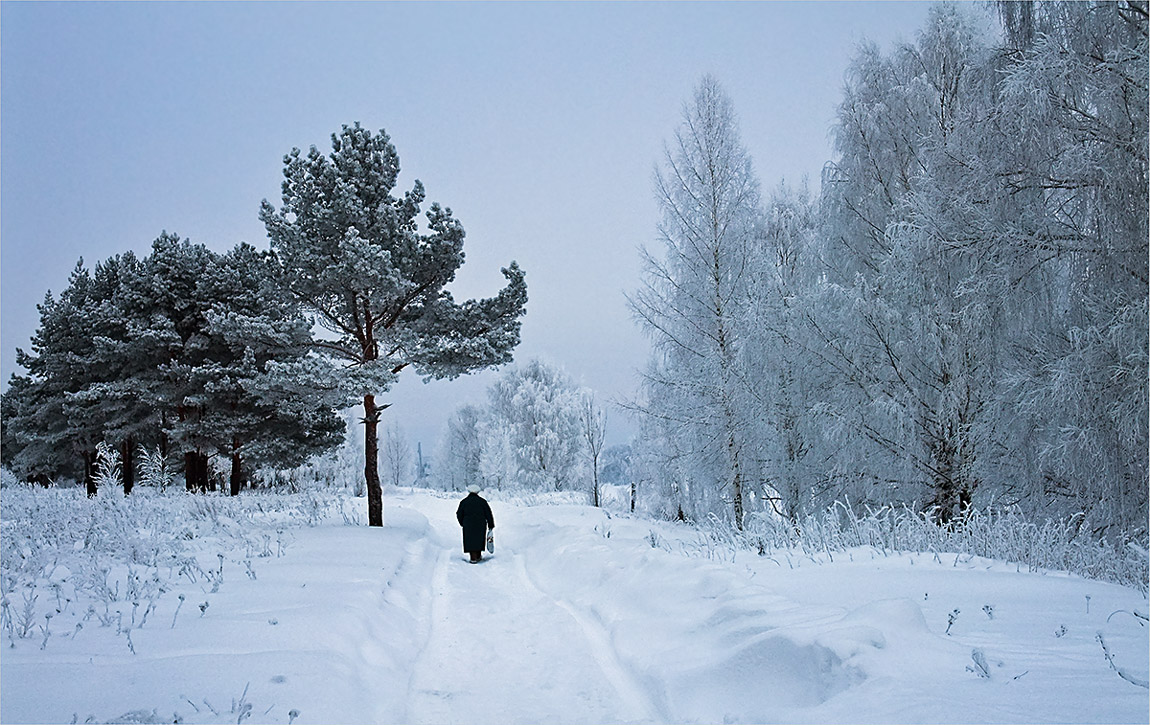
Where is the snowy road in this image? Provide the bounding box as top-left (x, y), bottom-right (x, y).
top-left (403, 498), bottom-right (660, 725)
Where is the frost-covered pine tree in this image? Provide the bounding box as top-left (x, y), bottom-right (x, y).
top-left (261, 123), bottom-right (528, 526)
top-left (2, 266), bottom-right (97, 489)
top-left (4, 233), bottom-right (349, 496)
top-left (3, 253), bottom-right (166, 494)
top-left (181, 241), bottom-right (348, 494)
top-left (629, 76), bottom-right (761, 529)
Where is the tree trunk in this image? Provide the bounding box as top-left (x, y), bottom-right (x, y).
top-left (230, 439), bottom-right (244, 497)
top-left (364, 393), bottom-right (384, 527)
top-left (729, 426), bottom-right (745, 531)
top-left (926, 434), bottom-right (973, 525)
top-left (120, 437), bottom-right (135, 495)
top-left (185, 451), bottom-right (210, 493)
top-left (201, 453), bottom-right (213, 492)
top-left (185, 452), bottom-right (198, 493)
top-left (631, 482), bottom-right (636, 513)
top-left (83, 449), bottom-right (98, 497)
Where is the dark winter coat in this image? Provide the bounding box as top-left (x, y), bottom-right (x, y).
top-left (456, 492), bottom-right (495, 553)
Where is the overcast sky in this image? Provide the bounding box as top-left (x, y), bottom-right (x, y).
top-left (1, 1), bottom-right (938, 454)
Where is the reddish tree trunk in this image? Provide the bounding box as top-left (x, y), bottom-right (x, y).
top-left (364, 394), bottom-right (383, 527)
top-left (201, 453), bottom-right (213, 492)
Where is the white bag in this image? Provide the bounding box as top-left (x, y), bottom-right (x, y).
top-left (486, 530), bottom-right (495, 554)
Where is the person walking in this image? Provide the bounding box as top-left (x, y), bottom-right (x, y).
top-left (456, 484), bottom-right (495, 563)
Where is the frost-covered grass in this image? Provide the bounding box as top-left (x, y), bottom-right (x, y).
top-left (732, 504), bottom-right (1150, 595)
top-left (0, 476), bottom-right (361, 655)
top-left (580, 483), bottom-right (1150, 594)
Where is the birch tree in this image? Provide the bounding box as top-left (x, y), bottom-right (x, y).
top-left (381, 421), bottom-right (414, 489)
top-left (578, 390), bottom-right (607, 507)
top-left (741, 182), bottom-right (823, 525)
top-left (984, 0), bottom-right (1148, 534)
top-left (629, 76), bottom-right (761, 529)
top-left (482, 359), bottom-right (584, 492)
top-left (814, 6), bottom-right (997, 520)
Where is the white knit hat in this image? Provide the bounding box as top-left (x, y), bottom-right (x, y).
top-left (467, 484), bottom-right (481, 493)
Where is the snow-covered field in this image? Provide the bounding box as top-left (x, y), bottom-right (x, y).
top-left (2, 486), bottom-right (1147, 724)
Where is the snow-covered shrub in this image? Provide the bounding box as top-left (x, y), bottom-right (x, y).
top-left (1, 467), bottom-right (26, 489)
top-left (483, 487), bottom-right (588, 508)
top-left (136, 446), bottom-right (176, 490)
top-left (251, 437), bottom-right (363, 495)
top-left (93, 441), bottom-right (123, 491)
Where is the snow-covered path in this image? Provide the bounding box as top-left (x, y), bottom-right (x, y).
top-left (403, 498), bottom-right (659, 725)
top-left (1, 487), bottom-right (1147, 724)
top-left (388, 491), bottom-right (1148, 725)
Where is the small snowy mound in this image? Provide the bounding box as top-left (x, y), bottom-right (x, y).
top-left (517, 512), bottom-right (872, 721)
top-left (104, 710), bottom-right (165, 725)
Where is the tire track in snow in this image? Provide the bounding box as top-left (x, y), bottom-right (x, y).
top-left (400, 546), bottom-right (452, 724)
top-left (513, 553), bottom-right (665, 724)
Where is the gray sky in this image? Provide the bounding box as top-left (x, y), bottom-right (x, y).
top-left (1, 1), bottom-right (934, 454)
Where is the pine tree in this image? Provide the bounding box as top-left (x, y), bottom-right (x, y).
top-left (141, 235), bottom-right (347, 494)
top-left (4, 233), bottom-right (350, 496)
top-left (5, 261), bottom-right (133, 493)
top-left (1, 365), bottom-right (69, 486)
top-left (186, 242), bottom-right (348, 494)
top-left (67, 250), bottom-right (174, 494)
top-left (261, 123), bottom-right (527, 526)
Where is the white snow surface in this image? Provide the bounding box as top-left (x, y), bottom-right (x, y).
top-left (2, 487), bottom-right (1147, 725)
